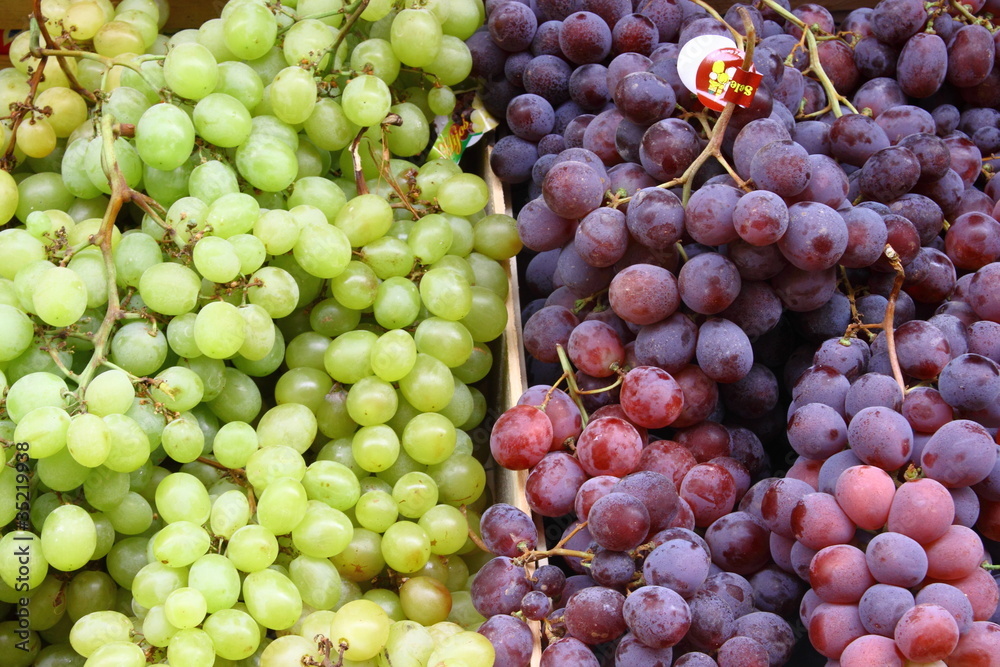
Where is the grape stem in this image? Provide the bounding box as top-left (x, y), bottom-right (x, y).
top-left (555, 344), bottom-right (590, 429)
top-left (689, 0), bottom-right (745, 50)
top-left (882, 245), bottom-right (907, 395)
top-left (514, 520), bottom-right (592, 566)
top-left (29, 0), bottom-right (97, 103)
top-left (350, 126), bottom-right (370, 195)
top-left (459, 504), bottom-right (492, 552)
top-left (303, 635), bottom-right (349, 667)
top-left (324, 0), bottom-right (372, 75)
top-left (757, 0), bottom-right (858, 117)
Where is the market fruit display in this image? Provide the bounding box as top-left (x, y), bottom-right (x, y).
top-left (475, 0), bottom-right (1000, 664)
top-left (0, 0), bottom-right (524, 665)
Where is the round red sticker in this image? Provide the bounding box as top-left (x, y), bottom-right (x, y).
top-left (693, 47), bottom-right (763, 112)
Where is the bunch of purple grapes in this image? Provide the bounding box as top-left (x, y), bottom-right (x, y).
top-left (468, 0), bottom-right (1000, 664)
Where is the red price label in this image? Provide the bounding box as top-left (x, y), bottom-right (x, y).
top-left (693, 47), bottom-right (763, 112)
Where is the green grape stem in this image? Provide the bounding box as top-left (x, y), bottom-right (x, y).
top-left (302, 635), bottom-right (349, 667)
top-left (29, 0), bottom-right (98, 103)
top-left (324, 0), bottom-right (373, 75)
top-left (555, 344), bottom-right (590, 429)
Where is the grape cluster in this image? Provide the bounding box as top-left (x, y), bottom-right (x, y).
top-left (474, 0), bottom-right (1000, 664)
top-left (0, 0), bottom-right (527, 665)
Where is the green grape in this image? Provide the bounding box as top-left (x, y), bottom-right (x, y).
top-left (260, 634), bottom-right (321, 667)
top-left (292, 219), bottom-right (352, 280)
top-left (163, 587), bottom-right (207, 629)
top-left (428, 454), bottom-right (485, 507)
top-left (39, 505), bottom-right (95, 571)
top-left (428, 630), bottom-right (495, 664)
top-left (302, 460), bottom-right (360, 511)
top-left (151, 520), bottom-right (210, 569)
top-left (0, 169), bottom-right (18, 224)
top-left (197, 16), bottom-right (238, 61)
top-left (390, 9), bottom-right (442, 68)
top-left (407, 213), bottom-right (453, 265)
top-left (291, 500), bottom-right (353, 559)
top-left (460, 286), bottom-right (508, 342)
top-left (250, 113), bottom-right (300, 149)
top-left (366, 329), bottom-right (415, 384)
top-left (65, 570), bottom-right (117, 622)
top-left (361, 0), bottom-right (393, 20)
top-left (269, 66), bottom-right (317, 125)
top-left (392, 470), bottom-right (441, 519)
top-left (164, 42), bottom-right (218, 100)
top-left (85, 369), bottom-right (135, 417)
top-left (105, 536), bottom-right (149, 589)
top-left (413, 318), bottom-right (472, 369)
top-left (83, 466), bottom-right (131, 511)
top-left (138, 262), bottom-right (201, 316)
top-left (351, 38), bottom-right (400, 84)
top-left (308, 299), bottom-right (359, 341)
top-left (209, 488), bottom-right (252, 540)
top-left (66, 248), bottom-right (110, 308)
top-left (62, 138), bottom-right (103, 200)
top-left (428, 85), bottom-right (456, 116)
top-left (273, 367), bottom-right (331, 413)
top-left (242, 568), bottom-right (302, 630)
top-left (105, 491), bottom-right (153, 535)
top-left (473, 213), bottom-right (521, 260)
top-left (256, 402), bottom-right (317, 453)
top-left (360, 237), bottom-right (415, 279)
top-left (188, 160), bottom-right (238, 205)
top-left (379, 620), bottom-right (435, 667)
top-left (282, 18), bottom-right (334, 69)
top-left (135, 103), bottom-right (195, 171)
top-left (36, 444), bottom-right (91, 492)
top-left (155, 472), bottom-right (211, 524)
top-left (297, 0), bottom-right (346, 26)
top-left (245, 444), bottom-right (305, 490)
top-left (202, 608), bottom-right (260, 660)
top-left (32, 266), bottom-right (88, 327)
top-left (324, 329), bottom-right (377, 384)
top-left (341, 75), bottom-right (392, 128)
top-left (208, 367), bottom-right (263, 423)
top-left (142, 604), bottom-right (178, 647)
top-left (149, 366), bottom-right (204, 413)
top-left (441, 0), bottom-right (482, 39)
top-left (66, 610), bottom-right (132, 658)
top-left (303, 98), bottom-right (357, 152)
top-left (214, 60), bottom-right (264, 110)
top-left (331, 528), bottom-right (385, 583)
top-left (426, 35), bottom-right (474, 86)
top-left (165, 196), bottom-right (208, 244)
top-left (206, 191), bottom-right (260, 239)
top-left (25, 574), bottom-right (67, 632)
top-left (352, 423), bottom-right (401, 472)
top-left (328, 260), bottom-right (379, 311)
top-left (465, 253), bottom-right (506, 299)
top-left (329, 599), bottom-right (391, 661)
top-left (131, 561), bottom-right (188, 610)
top-left (222, 0), bottom-right (277, 60)
top-left (247, 266), bottom-right (299, 318)
top-left (398, 353), bottom-right (454, 413)
top-left (380, 521), bottom-right (431, 574)
top-left (364, 588), bottom-right (405, 622)
top-left (5, 371), bottom-right (70, 422)
top-left (256, 476), bottom-right (308, 535)
top-left (235, 133), bottom-right (299, 193)
top-left (253, 208), bottom-right (300, 255)
top-left (373, 276), bottom-right (421, 330)
top-left (385, 102), bottom-right (429, 157)
top-left (398, 576), bottom-right (451, 626)
top-left (114, 232), bottom-right (162, 289)
top-left (346, 377), bottom-right (399, 428)
top-left (191, 237), bottom-right (240, 285)
top-left (213, 419), bottom-right (258, 465)
top-left (400, 412), bottom-right (456, 467)
top-left (418, 505), bottom-right (468, 556)
top-left (418, 267), bottom-right (472, 321)
top-left (14, 405), bottom-right (70, 459)
top-left (447, 590), bottom-right (486, 630)
top-left (192, 300), bottom-right (245, 359)
top-left (354, 490), bottom-right (398, 534)
top-left (438, 379), bottom-right (473, 427)
top-left (436, 174), bottom-right (488, 217)
top-left (284, 331), bottom-right (330, 370)
top-left (0, 304), bottom-right (33, 362)
top-left (161, 414), bottom-right (206, 464)
top-left (15, 172), bottom-right (75, 223)
top-left (166, 628), bottom-right (215, 667)
top-left (233, 322), bottom-right (285, 377)
top-left (335, 194), bottom-right (393, 248)
top-left (288, 554), bottom-right (342, 609)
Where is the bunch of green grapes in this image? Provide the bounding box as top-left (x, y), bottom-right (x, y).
top-left (0, 0), bottom-right (520, 665)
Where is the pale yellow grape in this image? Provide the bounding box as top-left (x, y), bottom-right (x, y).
top-left (226, 524), bottom-right (278, 572)
top-left (202, 608), bottom-right (261, 660)
top-left (341, 75), bottom-right (392, 128)
top-left (92, 20), bottom-right (145, 57)
top-left (242, 568), bottom-right (302, 630)
top-left (193, 236), bottom-right (241, 283)
top-left (290, 500), bottom-right (353, 558)
top-left (16, 115), bottom-right (57, 159)
top-left (260, 635), bottom-right (322, 667)
top-left (164, 587), bottom-right (208, 629)
top-left (84, 369), bottom-right (135, 416)
top-left (222, 0), bottom-right (278, 60)
top-left (139, 262), bottom-right (201, 316)
top-left (247, 266), bottom-right (299, 318)
top-left (166, 628), bottom-right (216, 667)
top-left (330, 599), bottom-right (391, 661)
top-left (116, 8), bottom-right (158, 48)
top-left (68, 610), bottom-right (133, 657)
top-left (66, 0), bottom-right (108, 40)
top-left (163, 42), bottom-right (219, 100)
top-left (67, 413), bottom-right (112, 468)
top-left (0, 170), bottom-right (18, 225)
top-left (41, 504), bottom-right (97, 571)
top-left (102, 413), bottom-right (152, 473)
top-left (269, 66), bottom-right (317, 125)
top-left (14, 406), bottom-right (70, 459)
top-left (209, 488), bottom-right (252, 539)
top-left (381, 620), bottom-right (435, 667)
